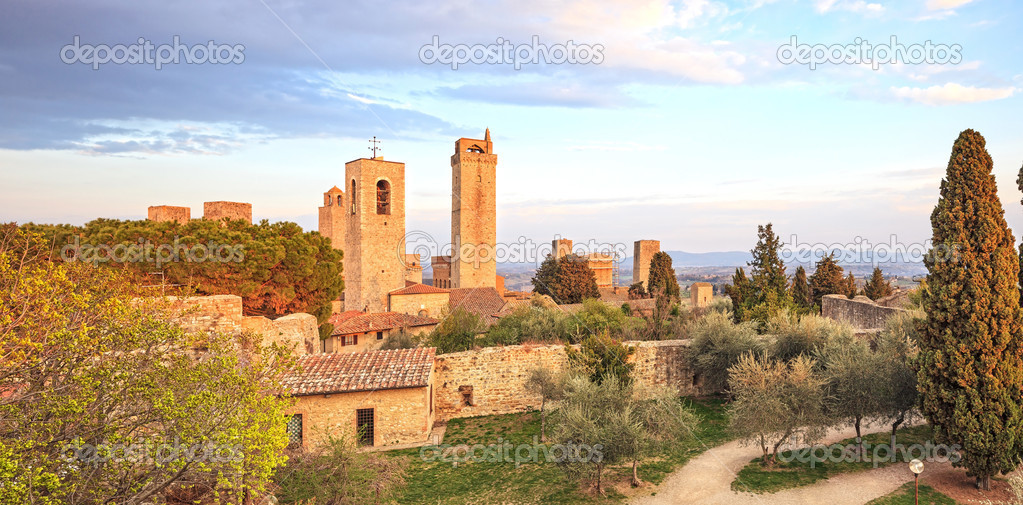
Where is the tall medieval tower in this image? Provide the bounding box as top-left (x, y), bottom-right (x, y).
top-left (344, 157), bottom-right (406, 312)
top-left (451, 129), bottom-right (497, 289)
top-left (318, 186), bottom-right (345, 250)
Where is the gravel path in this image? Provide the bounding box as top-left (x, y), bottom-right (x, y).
top-left (630, 425), bottom-right (918, 505)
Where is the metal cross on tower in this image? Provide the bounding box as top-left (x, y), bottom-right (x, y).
top-left (368, 136), bottom-right (382, 158)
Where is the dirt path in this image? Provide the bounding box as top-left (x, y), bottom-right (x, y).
top-left (630, 425), bottom-right (918, 505)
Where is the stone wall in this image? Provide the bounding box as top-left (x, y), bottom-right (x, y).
top-left (241, 313), bottom-right (319, 356)
top-left (147, 205), bottom-right (191, 224)
top-left (433, 339), bottom-right (704, 421)
top-left (822, 294), bottom-right (908, 331)
top-left (389, 292), bottom-right (450, 318)
top-left (203, 201), bottom-right (252, 224)
top-left (167, 295), bottom-right (319, 356)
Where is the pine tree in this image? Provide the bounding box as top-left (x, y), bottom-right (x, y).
top-left (727, 224), bottom-right (792, 326)
top-left (531, 254), bottom-right (600, 304)
top-left (646, 251), bottom-right (681, 300)
top-left (808, 253), bottom-right (846, 307)
top-left (790, 266), bottom-right (812, 308)
top-left (918, 129), bottom-right (1023, 491)
top-left (863, 267), bottom-right (894, 301)
top-left (844, 273), bottom-right (858, 298)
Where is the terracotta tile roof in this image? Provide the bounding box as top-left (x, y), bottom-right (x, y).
top-left (448, 287), bottom-right (507, 325)
top-left (283, 348), bottom-right (436, 396)
top-left (390, 282), bottom-right (450, 295)
top-left (331, 311), bottom-right (439, 336)
top-left (328, 310), bottom-right (364, 327)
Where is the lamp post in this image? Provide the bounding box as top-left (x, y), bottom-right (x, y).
top-left (909, 458), bottom-right (924, 505)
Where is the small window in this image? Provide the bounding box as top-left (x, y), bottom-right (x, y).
top-left (376, 331), bottom-right (384, 340)
top-left (376, 180), bottom-right (391, 215)
top-left (337, 195), bottom-right (342, 206)
top-left (458, 385), bottom-right (474, 407)
top-left (340, 335), bottom-right (357, 346)
top-left (286, 414), bottom-right (303, 448)
top-left (429, 384), bottom-right (433, 414)
top-left (418, 309), bottom-right (428, 317)
top-left (350, 180), bottom-right (357, 215)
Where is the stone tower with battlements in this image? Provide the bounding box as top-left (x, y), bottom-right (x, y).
top-left (451, 129), bottom-right (498, 289)
top-left (633, 240), bottom-right (660, 289)
top-left (318, 186), bottom-right (345, 250)
top-left (344, 157), bottom-right (406, 312)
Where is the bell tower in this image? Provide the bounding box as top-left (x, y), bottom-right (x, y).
top-left (318, 186), bottom-right (345, 250)
top-left (451, 128), bottom-right (497, 289)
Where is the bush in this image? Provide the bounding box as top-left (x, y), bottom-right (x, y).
top-left (486, 304), bottom-right (571, 345)
top-left (565, 299), bottom-right (632, 341)
top-left (379, 329), bottom-right (418, 350)
top-left (424, 308), bottom-right (487, 354)
top-left (274, 434), bottom-right (406, 504)
top-left (565, 333), bottom-right (635, 385)
top-left (768, 311), bottom-right (854, 362)
top-left (687, 312), bottom-right (766, 393)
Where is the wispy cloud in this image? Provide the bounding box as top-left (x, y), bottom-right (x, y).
top-left (890, 82), bottom-right (1016, 105)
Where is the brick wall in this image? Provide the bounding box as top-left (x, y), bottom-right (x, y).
top-left (822, 294), bottom-right (908, 331)
top-left (433, 339), bottom-right (704, 421)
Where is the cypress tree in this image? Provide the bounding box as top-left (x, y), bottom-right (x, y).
top-left (647, 251), bottom-right (680, 300)
top-left (863, 267), bottom-right (894, 301)
top-left (808, 253), bottom-right (846, 306)
top-left (790, 266), bottom-right (812, 308)
top-left (917, 129), bottom-right (1023, 490)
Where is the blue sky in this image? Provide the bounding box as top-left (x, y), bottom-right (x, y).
top-left (1, 0), bottom-right (1021, 253)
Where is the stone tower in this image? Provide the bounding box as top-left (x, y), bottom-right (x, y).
top-left (451, 129), bottom-right (497, 289)
top-left (633, 240), bottom-right (660, 289)
top-left (204, 201), bottom-right (252, 224)
top-left (318, 186), bottom-right (345, 250)
top-left (344, 157), bottom-right (406, 312)
top-left (552, 237), bottom-right (573, 258)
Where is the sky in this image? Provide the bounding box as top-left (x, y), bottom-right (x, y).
top-left (1, 0), bottom-right (1022, 255)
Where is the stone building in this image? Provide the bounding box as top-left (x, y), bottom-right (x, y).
top-left (389, 282), bottom-right (450, 318)
top-left (451, 129), bottom-right (497, 289)
top-left (147, 205), bottom-right (191, 224)
top-left (690, 282), bottom-right (713, 308)
top-left (551, 238), bottom-right (615, 288)
top-left (430, 255), bottom-right (452, 288)
top-left (204, 201), bottom-right (252, 224)
top-left (282, 348), bottom-right (436, 449)
top-left (321, 310), bottom-right (438, 353)
top-left (343, 157), bottom-right (406, 313)
top-left (633, 240), bottom-right (660, 289)
top-left (318, 186), bottom-right (345, 250)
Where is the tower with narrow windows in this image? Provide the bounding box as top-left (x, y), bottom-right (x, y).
top-left (344, 156), bottom-right (406, 312)
top-left (451, 129), bottom-right (497, 289)
top-left (318, 186), bottom-right (345, 250)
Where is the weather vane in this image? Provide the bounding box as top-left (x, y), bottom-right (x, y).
top-left (368, 136), bottom-right (381, 158)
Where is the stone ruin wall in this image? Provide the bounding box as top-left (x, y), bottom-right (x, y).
top-left (166, 294), bottom-right (318, 356)
top-left (821, 294), bottom-right (909, 331)
top-left (432, 339), bottom-right (706, 422)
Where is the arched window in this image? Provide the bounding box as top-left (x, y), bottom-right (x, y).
top-left (350, 180), bottom-right (356, 214)
top-left (376, 180), bottom-right (391, 215)
top-left (337, 195), bottom-right (342, 206)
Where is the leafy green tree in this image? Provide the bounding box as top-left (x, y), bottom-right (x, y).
top-left (875, 313), bottom-right (921, 443)
top-left (818, 336), bottom-right (885, 454)
top-left (425, 307), bottom-right (487, 354)
top-left (728, 353), bottom-right (828, 466)
top-left (687, 312), bottom-right (766, 394)
top-left (863, 267), bottom-right (895, 301)
top-left (917, 129), bottom-right (1023, 490)
top-left (646, 252), bottom-right (680, 300)
top-left (22, 218), bottom-right (343, 333)
top-left (790, 266), bottom-right (812, 309)
top-left (565, 333), bottom-right (635, 385)
top-left (531, 254), bottom-right (600, 304)
top-left (553, 376), bottom-right (697, 493)
top-left (525, 367), bottom-right (566, 442)
top-left (808, 253), bottom-right (846, 307)
top-left (0, 225), bottom-right (293, 504)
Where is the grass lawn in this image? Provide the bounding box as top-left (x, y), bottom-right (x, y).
top-left (392, 396), bottom-right (730, 505)
top-left (732, 424), bottom-right (935, 494)
top-left (865, 482), bottom-right (958, 505)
